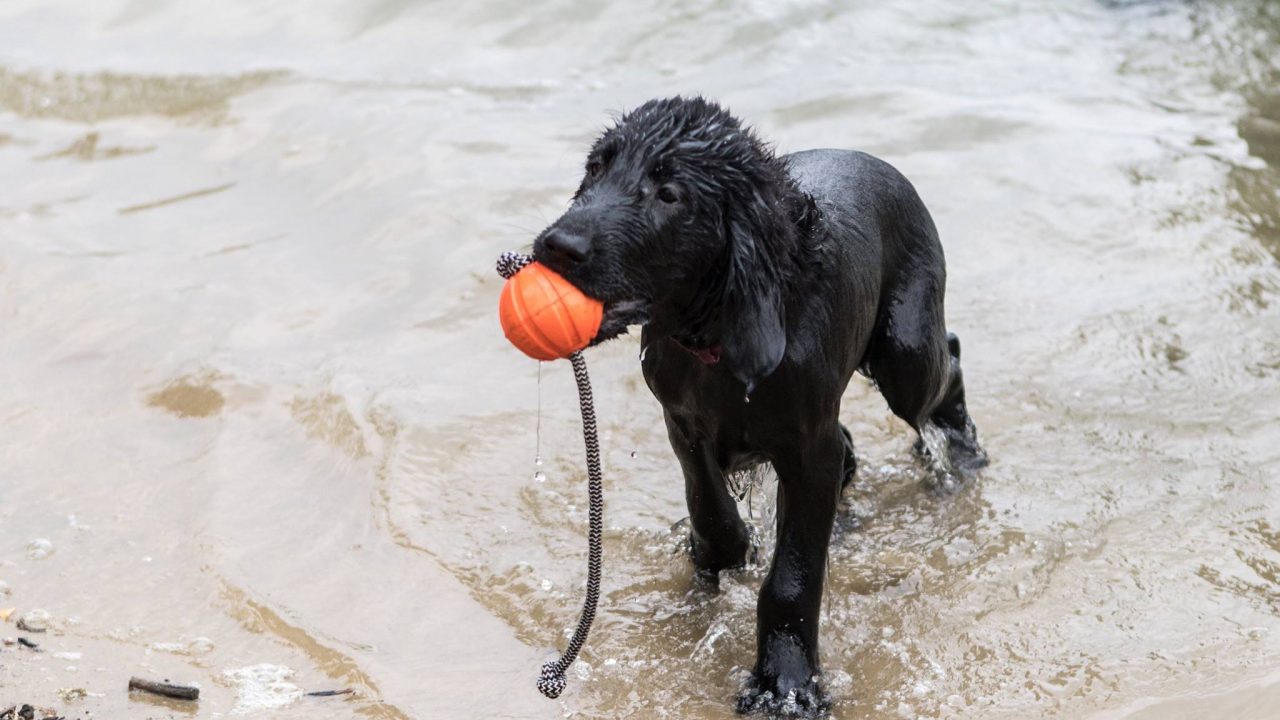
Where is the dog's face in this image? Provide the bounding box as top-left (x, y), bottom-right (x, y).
top-left (534, 98), bottom-right (750, 339)
top-left (533, 96), bottom-right (799, 392)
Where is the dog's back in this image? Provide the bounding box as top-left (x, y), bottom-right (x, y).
top-left (785, 148), bottom-right (946, 302)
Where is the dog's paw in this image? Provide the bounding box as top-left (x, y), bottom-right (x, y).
top-left (689, 530), bottom-right (752, 577)
top-left (915, 421), bottom-right (988, 483)
top-left (735, 673), bottom-right (829, 718)
top-left (943, 423), bottom-right (988, 476)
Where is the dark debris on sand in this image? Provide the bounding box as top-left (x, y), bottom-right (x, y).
top-left (0, 704), bottom-right (77, 720)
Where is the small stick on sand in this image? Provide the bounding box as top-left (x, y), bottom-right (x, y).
top-left (128, 677), bottom-right (199, 701)
top-left (305, 689), bottom-right (353, 697)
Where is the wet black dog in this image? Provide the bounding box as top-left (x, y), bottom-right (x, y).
top-left (532, 96), bottom-right (986, 715)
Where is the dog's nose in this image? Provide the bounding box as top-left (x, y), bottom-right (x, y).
top-left (541, 229), bottom-right (592, 265)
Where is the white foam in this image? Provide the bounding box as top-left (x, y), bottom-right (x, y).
top-left (223, 663), bottom-right (303, 715)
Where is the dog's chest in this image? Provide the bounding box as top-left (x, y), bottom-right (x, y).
top-left (641, 341), bottom-right (807, 460)
top-left (642, 340), bottom-right (740, 413)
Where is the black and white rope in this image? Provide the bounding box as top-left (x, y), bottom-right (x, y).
top-left (496, 251), bottom-right (532, 281)
top-left (496, 251), bottom-right (605, 700)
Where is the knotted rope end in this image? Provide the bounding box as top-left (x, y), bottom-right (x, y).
top-left (496, 251), bottom-right (533, 280)
top-left (537, 662), bottom-right (567, 699)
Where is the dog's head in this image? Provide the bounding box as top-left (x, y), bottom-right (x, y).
top-left (533, 96), bottom-right (806, 392)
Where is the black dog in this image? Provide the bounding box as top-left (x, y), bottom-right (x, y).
top-left (532, 96), bottom-right (986, 715)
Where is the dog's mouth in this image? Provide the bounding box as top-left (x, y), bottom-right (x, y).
top-left (591, 298), bottom-right (650, 345)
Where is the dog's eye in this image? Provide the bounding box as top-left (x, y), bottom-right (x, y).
top-left (657, 184), bottom-right (681, 204)
top-left (586, 160), bottom-right (603, 179)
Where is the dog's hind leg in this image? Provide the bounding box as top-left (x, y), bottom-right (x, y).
top-left (839, 423), bottom-right (857, 490)
top-left (663, 411), bottom-right (750, 577)
top-left (866, 275), bottom-right (987, 474)
top-left (929, 332), bottom-right (987, 472)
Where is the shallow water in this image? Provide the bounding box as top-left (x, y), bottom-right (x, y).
top-left (2, 1), bottom-right (1280, 718)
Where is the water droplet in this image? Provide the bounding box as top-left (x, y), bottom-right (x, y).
top-left (533, 471), bottom-right (547, 483)
top-left (639, 345), bottom-right (649, 362)
top-left (534, 455), bottom-right (543, 467)
top-left (629, 451), bottom-right (637, 459)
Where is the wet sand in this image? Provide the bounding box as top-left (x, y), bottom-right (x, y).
top-left (2, 1), bottom-right (1279, 718)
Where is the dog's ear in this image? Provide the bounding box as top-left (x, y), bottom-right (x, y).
top-left (722, 205), bottom-right (787, 396)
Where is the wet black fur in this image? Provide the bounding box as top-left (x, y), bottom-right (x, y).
top-left (532, 96), bottom-right (987, 716)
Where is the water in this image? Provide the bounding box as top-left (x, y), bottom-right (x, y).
top-left (2, 1), bottom-right (1279, 718)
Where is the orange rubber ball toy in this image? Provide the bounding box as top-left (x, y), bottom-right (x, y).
top-left (499, 262), bottom-right (603, 361)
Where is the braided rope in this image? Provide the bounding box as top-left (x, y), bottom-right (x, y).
top-left (496, 251), bottom-right (605, 700)
top-left (495, 251), bottom-right (530, 280)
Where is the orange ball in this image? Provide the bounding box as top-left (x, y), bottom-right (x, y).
top-left (499, 262), bottom-right (603, 361)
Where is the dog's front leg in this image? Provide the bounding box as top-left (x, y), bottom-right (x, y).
top-left (663, 411), bottom-right (751, 577)
top-left (741, 427), bottom-right (842, 715)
